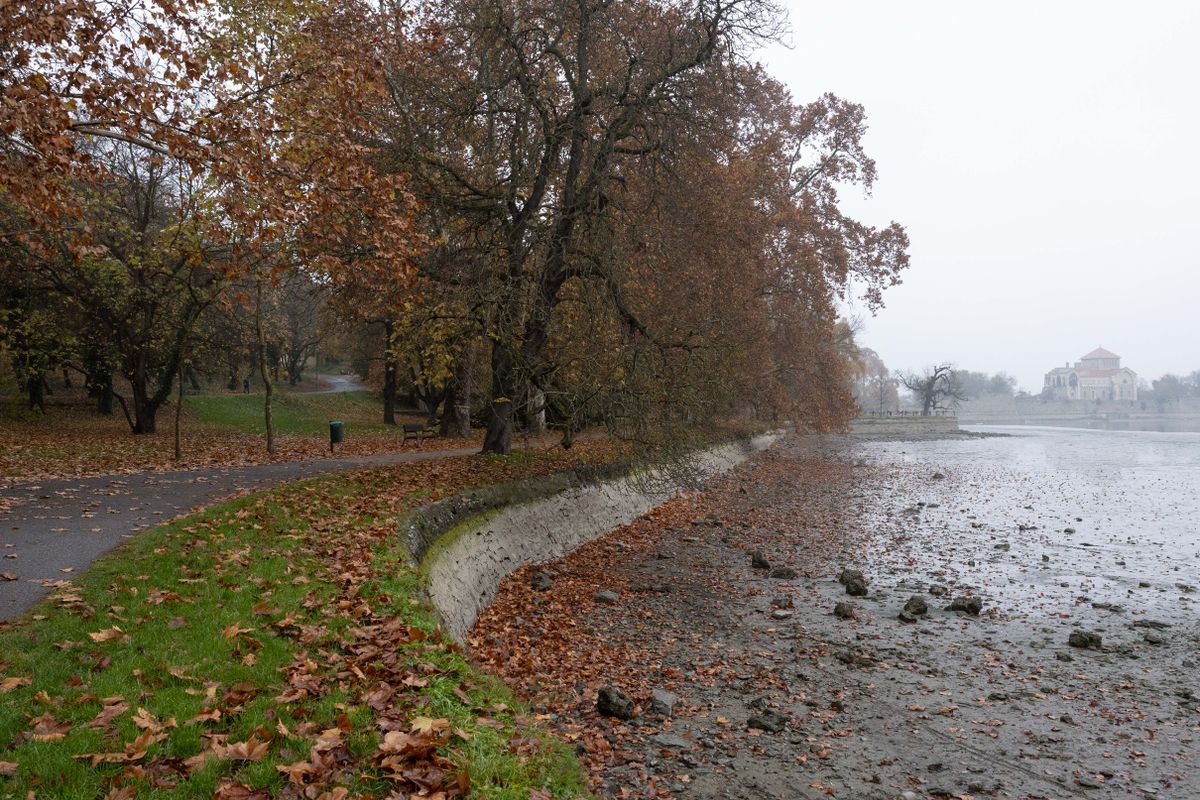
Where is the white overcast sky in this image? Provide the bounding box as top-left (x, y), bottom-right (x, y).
top-left (760, 1), bottom-right (1199, 391)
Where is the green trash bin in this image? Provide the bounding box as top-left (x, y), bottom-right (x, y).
top-left (329, 420), bottom-right (344, 453)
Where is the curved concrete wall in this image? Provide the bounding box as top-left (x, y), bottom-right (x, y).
top-left (423, 435), bottom-right (779, 642)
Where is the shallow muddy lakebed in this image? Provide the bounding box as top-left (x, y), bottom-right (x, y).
top-left (471, 428), bottom-right (1200, 799)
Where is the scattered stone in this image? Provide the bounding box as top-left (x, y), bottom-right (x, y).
top-left (650, 688), bottom-right (678, 716)
top-left (834, 647), bottom-right (877, 668)
top-left (1056, 651), bottom-right (1074, 662)
top-left (770, 608), bottom-right (793, 620)
top-left (993, 542), bottom-right (1010, 551)
top-left (1138, 581), bottom-right (1152, 588)
top-left (899, 595), bottom-right (929, 622)
top-left (1131, 619), bottom-right (1171, 630)
top-left (1176, 583), bottom-right (1195, 593)
top-left (751, 550), bottom-right (771, 570)
top-left (651, 732), bottom-right (689, 750)
top-left (833, 601), bottom-right (857, 619)
top-left (597, 686), bottom-right (635, 720)
top-left (530, 571), bottom-right (553, 591)
top-left (594, 590), bottom-right (621, 605)
top-left (904, 595), bottom-right (928, 615)
top-left (838, 569), bottom-right (869, 597)
top-left (769, 566), bottom-right (797, 580)
top-left (1064, 527), bottom-right (1076, 533)
top-left (1068, 630), bottom-right (1103, 650)
top-left (928, 584), bottom-right (948, 597)
top-left (1042, 554), bottom-right (1051, 562)
top-left (770, 596), bottom-right (792, 609)
top-left (746, 710), bottom-right (787, 733)
top-left (931, 472), bottom-right (946, 480)
top-left (946, 596), bottom-right (983, 615)
top-left (1143, 632), bottom-right (1166, 646)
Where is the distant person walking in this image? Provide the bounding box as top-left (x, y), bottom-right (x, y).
top-left (242, 378), bottom-right (250, 394)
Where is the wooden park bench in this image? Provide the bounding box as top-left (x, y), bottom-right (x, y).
top-left (402, 423), bottom-right (438, 447)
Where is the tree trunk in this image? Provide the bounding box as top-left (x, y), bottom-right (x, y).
top-left (525, 385), bottom-right (546, 435)
top-left (130, 379), bottom-right (157, 433)
top-left (255, 283), bottom-right (275, 454)
top-left (26, 374), bottom-right (44, 412)
top-left (441, 349), bottom-right (473, 438)
top-left (95, 372), bottom-right (114, 415)
top-left (174, 366), bottom-right (184, 460)
top-left (482, 337), bottom-right (516, 454)
top-left (382, 321), bottom-right (397, 425)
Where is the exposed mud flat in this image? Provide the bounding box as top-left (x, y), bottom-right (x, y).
top-left (471, 430), bottom-right (1200, 799)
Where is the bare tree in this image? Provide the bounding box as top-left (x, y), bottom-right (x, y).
top-left (899, 364), bottom-right (966, 416)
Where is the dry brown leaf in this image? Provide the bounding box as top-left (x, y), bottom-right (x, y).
top-left (0, 676), bottom-right (31, 693)
top-left (29, 712), bottom-right (71, 741)
top-left (88, 626), bottom-right (128, 643)
top-left (222, 736), bottom-right (270, 762)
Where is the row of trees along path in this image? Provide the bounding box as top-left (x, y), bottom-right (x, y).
top-left (3, 0), bottom-right (909, 457)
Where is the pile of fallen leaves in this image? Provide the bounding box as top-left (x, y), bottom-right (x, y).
top-left (0, 439), bottom-right (622, 798)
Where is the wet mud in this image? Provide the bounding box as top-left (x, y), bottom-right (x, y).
top-left (472, 431), bottom-right (1200, 799)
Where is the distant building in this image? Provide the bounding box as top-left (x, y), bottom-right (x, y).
top-left (1044, 347), bottom-right (1137, 402)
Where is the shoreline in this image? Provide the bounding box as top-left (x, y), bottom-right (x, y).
top-left (470, 433), bottom-right (1198, 798)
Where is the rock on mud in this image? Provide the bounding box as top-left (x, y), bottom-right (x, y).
top-left (650, 688), bottom-right (678, 716)
top-left (597, 686), bottom-right (636, 720)
top-left (838, 569), bottom-right (869, 597)
top-left (594, 590), bottom-right (621, 605)
top-left (899, 595), bottom-right (929, 622)
top-left (530, 571), bottom-right (553, 591)
top-left (747, 710), bottom-right (787, 733)
top-left (833, 601), bottom-right (857, 619)
top-left (751, 550), bottom-right (771, 569)
top-left (947, 596), bottom-right (983, 615)
top-left (1068, 630), bottom-right (1103, 650)
top-left (769, 566), bottom-right (798, 579)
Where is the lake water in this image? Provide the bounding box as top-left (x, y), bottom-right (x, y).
top-left (856, 425), bottom-right (1200, 621)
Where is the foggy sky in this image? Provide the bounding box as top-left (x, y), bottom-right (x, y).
top-left (761, 1), bottom-right (1199, 392)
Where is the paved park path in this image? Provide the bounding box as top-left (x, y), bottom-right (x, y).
top-left (0, 444), bottom-right (478, 621)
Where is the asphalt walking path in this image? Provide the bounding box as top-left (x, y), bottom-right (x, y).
top-left (0, 444), bottom-right (479, 621)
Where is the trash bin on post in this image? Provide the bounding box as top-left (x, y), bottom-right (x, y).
top-left (329, 420), bottom-right (344, 453)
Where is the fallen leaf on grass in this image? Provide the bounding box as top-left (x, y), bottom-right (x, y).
top-left (0, 761), bottom-right (16, 776)
top-left (29, 712), bottom-right (71, 741)
top-left (189, 708), bottom-right (221, 724)
top-left (89, 626), bottom-right (129, 643)
top-left (222, 736), bottom-right (270, 762)
top-left (212, 781), bottom-right (270, 800)
top-left (0, 676), bottom-right (31, 692)
top-left (88, 699), bottom-right (131, 728)
top-left (276, 760), bottom-right (317, 785)
top-left (410, 716), bottom-right (450, 735)
top-left (223, 623), bottom-right (254, 639)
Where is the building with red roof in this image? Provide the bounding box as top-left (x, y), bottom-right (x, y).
top-left (1044, 347), bottom-right (1137, 402)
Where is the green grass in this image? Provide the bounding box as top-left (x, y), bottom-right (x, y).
top-left (184, 389), bottom-right (406, 437)
top-left (0, 452), bottom-right (597, 799)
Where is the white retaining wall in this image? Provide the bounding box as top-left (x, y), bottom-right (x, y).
top-left (424, 434), bottom-right (779, 641)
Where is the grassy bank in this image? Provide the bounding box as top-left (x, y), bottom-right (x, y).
top-left (0, 386), bottom-right (452, 481)
top-left (0, 441), bottom-right (622, 799)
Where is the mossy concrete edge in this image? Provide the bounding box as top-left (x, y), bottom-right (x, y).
top-left (417, 434), bottom-right (780, 642)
